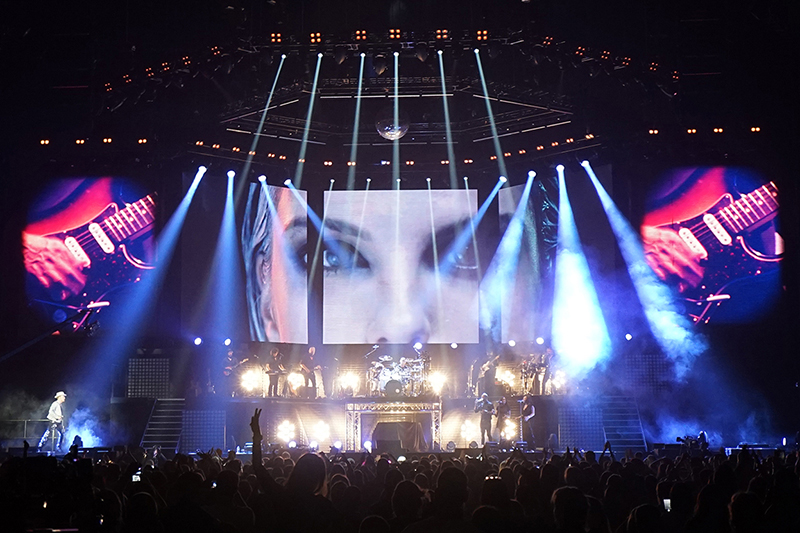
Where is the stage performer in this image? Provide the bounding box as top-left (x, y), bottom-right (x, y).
top-left (300, 346), bottom-right (321, 399)
top-left (474, 393), bottom-right (494, 445)
top-left (38, 391), bottom-right (67, 452)
top-left (494, 396), bottom-right (510, 441)
top-left (266, 347), bottom-right (286, 397)
top-left (520, 394), bottom-right (536, 449)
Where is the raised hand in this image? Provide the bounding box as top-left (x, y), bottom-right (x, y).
top-left (250, 408), bottom-right (263, 440)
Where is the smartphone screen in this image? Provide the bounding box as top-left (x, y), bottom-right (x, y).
top-left (663, 499), bottom-right (671, 512)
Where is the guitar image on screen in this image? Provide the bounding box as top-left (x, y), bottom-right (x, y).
top-left (24, 191), bottom-right (157, 318)
top-left (649, 181), bottom-right (780, 323)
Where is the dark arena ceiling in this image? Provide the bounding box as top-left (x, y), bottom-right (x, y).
top-left (2, 0), bottom-right (797, 187)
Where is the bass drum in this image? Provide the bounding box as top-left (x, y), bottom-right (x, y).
top-left (383, 379), bottom-right (404, 397)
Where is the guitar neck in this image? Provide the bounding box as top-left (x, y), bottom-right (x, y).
top-left (716, 182), bottom-right (778, 234)
top-left (104, 195), bottom-right (156, 242)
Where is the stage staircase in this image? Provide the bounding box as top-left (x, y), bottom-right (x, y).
top-left (601, 396), bottom-right (647, 453)
top-left (140, 398), bottom-right (185, 453)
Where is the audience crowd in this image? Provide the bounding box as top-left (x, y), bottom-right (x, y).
top-left (1, 409), bottom-right (798, 533)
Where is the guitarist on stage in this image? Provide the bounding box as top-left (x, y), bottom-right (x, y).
top-left (300, 347), bottom-right (321, 399)
top-left (266, 347), bottom-right (286, 397)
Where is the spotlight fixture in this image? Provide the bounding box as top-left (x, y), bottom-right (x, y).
top-left (284, 179), bottom-right (291, 186)
top-left (413, 342), bottom-right (423, 350)
top-left (227, 170), bottom-right (235, 178)
top-left (508, 340), bottom-right (516, 347)
top-left (223, 338), bottom-right (232, 346)
top-left (193, 337), bottom-right (203, 346)
top-left (257, 175), bottom-right (267, 182)
top-left (355, 30), bottom-right (367, 41)
top-left (580, 160), bottom-right (590, 167)
top-left (317, 52), bottom-right (323, 58)
top-left (450, 342), bottom-right (458, 349)
top-left (750, 126), bottom-right (761, 132)
top-left (393, 51), bottom-right (399, 57)
top-left (648, 129), bottom-right (658, 135)
top-left (330, 179), bottom-right (335, 183)
top-left (363, 440), bottom-right (373, 453)
top-left (536, 337), bottom-right (545, 345)
top-left (499, 176), bottom-right (508, 183)
top-left (713, 127), bottom-right (723, 133)
top-left (555, 164), bottom-right (564, 172)
top-left (39, 139), bottom-right (50, 145)
top-left (687, 128), bottom-right (697, 134)
top-left (426, 177), bottom-right (431, 182)
top-left (528, 170), bottom-right (536, 178)
top-left (360, 52), bottom-right (366, 58)
top-left (366, 178), bottom-right (372, 182)
top-left (625, 333), bottom-right (633, 341)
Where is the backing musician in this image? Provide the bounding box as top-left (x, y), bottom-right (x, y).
top-left (38, 391), bottom-right (67, 452)
top-left (479, 354), bottom-right (499, 397)
top-left (474, 393), bottom-right (494, 445)
top-left (494, 396), bottom-right (510, 441)
top-left (300, 347), bottom-right (321, 399)
top-left (266, 347), bottom-right (286, 397)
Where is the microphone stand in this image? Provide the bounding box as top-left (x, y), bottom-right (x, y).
top-left (363, 345), bottom-right (380, 359)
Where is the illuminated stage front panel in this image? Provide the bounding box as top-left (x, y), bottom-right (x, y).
top-left (322, 190), bottom-right (479, 344)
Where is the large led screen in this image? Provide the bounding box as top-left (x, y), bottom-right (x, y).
top-left (242, 183), bottom-right (308, 343)
top-left (640, 167), bottom-right (782, 323)
top-left (322, 189), bottom-right (479, 344)
top-left (23, 178), bottom-right (156, 326)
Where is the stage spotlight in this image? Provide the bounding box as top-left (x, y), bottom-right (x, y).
top-left (508, 340), bottom-right (516, 347)
top-left (461, 420), bottom-right (477, 442)
top-left (283, 178), bottom-right (291, 186)
top-left (341, 372), bottom-right (360, 392)
top-left (528, 170), bottom-right (536, 178)
top-left (223, 338), bottom-right (232, 346)
top-left (474, 48), bottom-right (480, 54)
top-left (499, 175), bottom-right (508, 183)
top-left (309, 441), bottom-right (319, 450)
top-left (288, 440), bottom-right (297, 448)
top-left (536, 337), bottom-right (545, 345)
top-left (625, 333), bottom-right (633, 341)
top-left (317, 52), bottom-right (323, 58)
top-left (429, 372), bottom-right (446, 395)
top-left (397, 455), bottom-right (406, 462)
top-left (240, 370), bottom-right (260, 392)
top-left (334, 440), bottom-right (342, 449)
top-left (198, 165), bottom-right (207, 172)
top-left (287, 372), bottom-right (304, 392)
top-left (580, 160), bottom-right (590, 167)
top-left (438, 50), bottom-right (443, 56)
top-left (360, 52), bottom-right (366, 58)
top-left (393, 51), bottom-right (399, 57)
top-left (193, 337), bottom-right (203, 346)
top-left (426, 177), bottom-right (431, 182)
top-left (450, 342), bottom-right (458, 349)
top-left (366, 178), bottom-right (371, 182)
top-left (363, 440), bottom-right (373, 453)
top-left (556, 164), bottom-right (564, 172)
top-left (463, 176), bottom-right (468, 180)
top-left (227, 170), bottom-right (235, 178)
top-left (413, 342), bottom-right (423, 350)
top-left (257, 175), bottom-right (267, 182)
top-left (313, 421), bottom-right (330, 442)
top-left (396, 178), bottom-right (401, 183)
top-left (330, 179), bottom-right (335, 184)
top-left (277, 420), bottom-right (295, 443)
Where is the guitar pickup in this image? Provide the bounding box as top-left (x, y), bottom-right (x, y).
top-left (702, 214), bottom-right (732, 245)
top-left (678, 228), bottom-right (707, 259)
top-left (89, 223), bottom-right (116, 254)
top-left (64, 236), bottom-right (91, 268)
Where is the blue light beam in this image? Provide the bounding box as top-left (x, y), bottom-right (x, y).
top-left (582, 160), bottom-right (706, 379)
top-left (551, 165), bottom-right (611, 379)
top-left (293, 53), bottom-right (323, 188)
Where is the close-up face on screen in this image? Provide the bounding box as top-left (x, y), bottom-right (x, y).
top-left (322, 189), bottom-right (479, 344)
top-left (23, 177), bottom-right (156, 325)
top-left (640, 167), bottom-right (782, 324)
top-left (242, 183), bottom-right (308, 344)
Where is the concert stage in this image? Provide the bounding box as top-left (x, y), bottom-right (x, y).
top-left (106, 391), bottom-right (647, 457)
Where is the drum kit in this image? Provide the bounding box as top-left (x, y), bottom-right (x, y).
top-left (368, 354), bottom-right (429, 397)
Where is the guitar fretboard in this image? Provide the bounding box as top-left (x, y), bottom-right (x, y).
top-left (103, 195), bottom-right (156, 242)
top-left (716, 182), bottom-right (778, 233)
